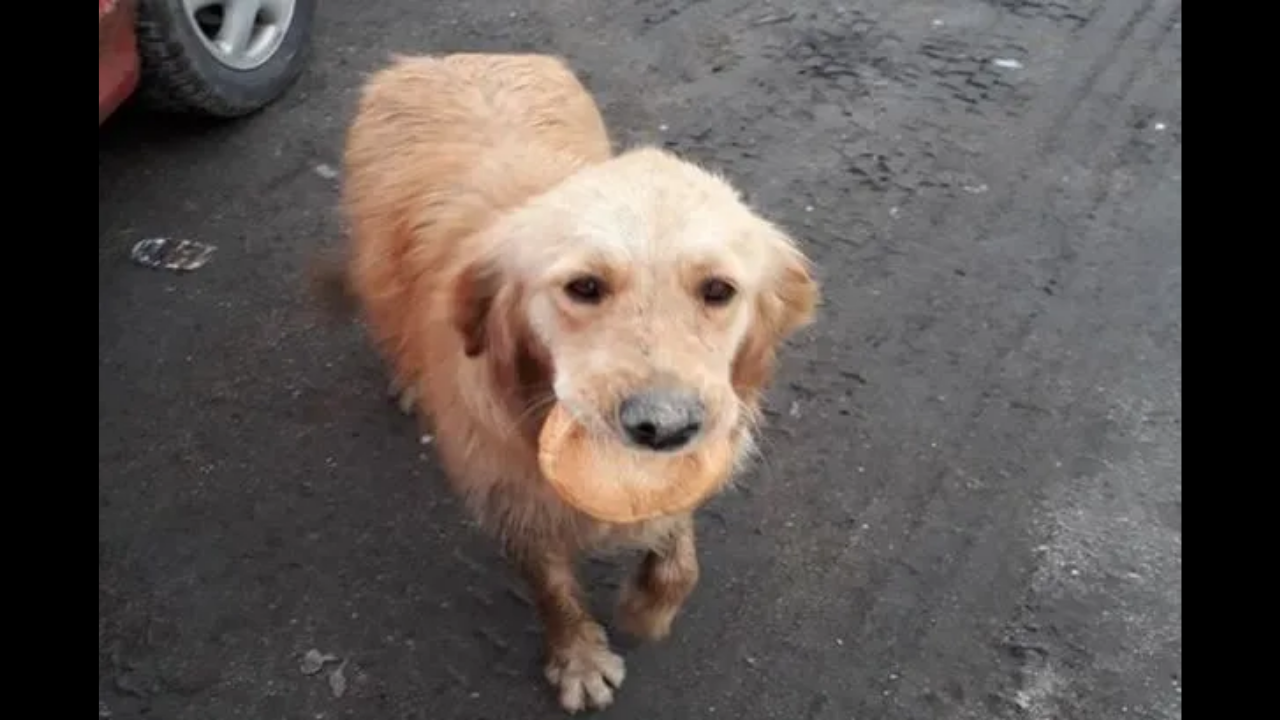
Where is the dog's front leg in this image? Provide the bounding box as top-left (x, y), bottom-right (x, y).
top-left (617, 514), bottom-right (700, 642)
top-left (518, 549), bottom-right (626, 713)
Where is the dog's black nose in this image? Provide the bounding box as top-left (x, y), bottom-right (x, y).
top-left (619, 389), bottom-right (705, 451)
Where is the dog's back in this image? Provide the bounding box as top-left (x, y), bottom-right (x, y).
top-left (340, 53), bottom-right (612, 387)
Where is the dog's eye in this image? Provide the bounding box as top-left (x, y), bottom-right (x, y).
top-left (564, 275), bottom-right (606, 304)
top-left (699, 278), bottom-right (737, 306)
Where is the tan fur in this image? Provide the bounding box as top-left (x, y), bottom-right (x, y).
top-left (339, 53), bottom-right (818, 713)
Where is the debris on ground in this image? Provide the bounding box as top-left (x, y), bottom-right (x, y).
top-left (300, 649), bottom-right (340, 676)
top-left (328, 661), bottom-right (349, 698)
top-left (751, 11), bottom-right (796, 26)
top-left (130, 238), bottom-right (217, 272)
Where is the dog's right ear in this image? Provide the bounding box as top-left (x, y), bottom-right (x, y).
top-left (450, 257), bottom-right (550, 425)
top-left (452, 259), bottom-right (503, 358)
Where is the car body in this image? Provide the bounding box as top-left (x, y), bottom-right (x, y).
top-left (99, 0), bottom-right (141, 125)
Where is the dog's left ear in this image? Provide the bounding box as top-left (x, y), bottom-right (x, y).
top-left (732, 234), bottom-right (819, 397)
top-left (760, 241), bottom-right (819, 339)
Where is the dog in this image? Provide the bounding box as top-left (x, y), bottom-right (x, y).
top-left (331, 53), bottom-right (818, 713)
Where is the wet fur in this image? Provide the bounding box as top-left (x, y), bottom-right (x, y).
top-left (336, 53), bottom-right (818, 713)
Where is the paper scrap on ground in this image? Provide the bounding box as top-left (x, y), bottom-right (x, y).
top-left (130, 238), bottom-right (217, 272)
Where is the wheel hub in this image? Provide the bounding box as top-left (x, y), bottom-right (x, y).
top-left (180, 0), bottom-right (297, 71)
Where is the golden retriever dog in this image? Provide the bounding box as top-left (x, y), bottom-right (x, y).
top-left (334, 53), bottom-right (818, 713)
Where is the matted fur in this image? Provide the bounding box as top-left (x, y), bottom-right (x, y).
top-left (338, 53), bottom-right (818, 713)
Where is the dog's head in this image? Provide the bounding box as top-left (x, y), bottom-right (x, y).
top-left (453, 147), bottom-right (818, 453)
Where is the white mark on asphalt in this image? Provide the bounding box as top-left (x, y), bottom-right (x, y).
top-left (1013, 663), bottom-right (1065, 718)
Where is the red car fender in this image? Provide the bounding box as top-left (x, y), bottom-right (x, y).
top-left (99, 0), bottom-right (140, 124)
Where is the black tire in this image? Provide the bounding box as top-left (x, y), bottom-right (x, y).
top-left (134, 0), bottom-right (316, 118)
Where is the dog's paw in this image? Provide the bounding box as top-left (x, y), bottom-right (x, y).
top-left (617, 581), bottom-right (679, 642)
top-left (385, 376), bottom-right (417, 415)
top-left (544, 632), bottom-right (626, 713)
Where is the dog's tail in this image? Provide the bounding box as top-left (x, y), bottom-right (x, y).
top-left (308, 250), bottom-right (360, 322)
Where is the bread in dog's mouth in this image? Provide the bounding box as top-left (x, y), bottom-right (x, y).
top-left (537, 403), bottom-right (734, 524)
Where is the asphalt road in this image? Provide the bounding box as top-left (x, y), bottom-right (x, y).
top-left (98, 1), bottom-right (1182, 718)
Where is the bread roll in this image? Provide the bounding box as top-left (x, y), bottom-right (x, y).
top-left (537, 403), bottom-right (734, 523)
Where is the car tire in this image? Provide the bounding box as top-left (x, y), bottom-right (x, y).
top-left (134, 0), bottom-right (316, 118)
